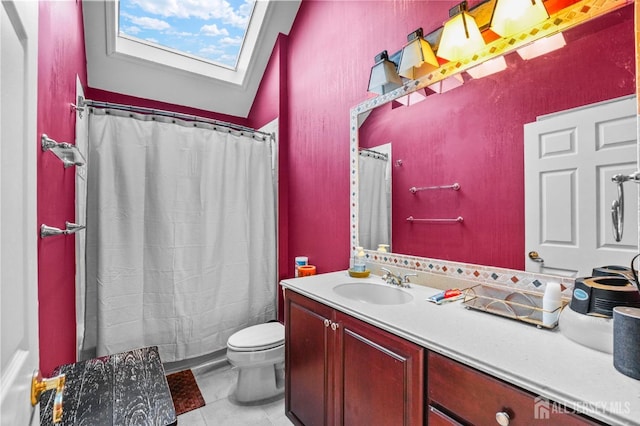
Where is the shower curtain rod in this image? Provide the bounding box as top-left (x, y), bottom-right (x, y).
top-left (359, 148), bottom-right (388, 160)
top-left (77, 96), bottom-right (272, 141)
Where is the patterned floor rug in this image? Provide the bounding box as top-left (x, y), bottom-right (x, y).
top-left (166, 369), bottom-right (206, 416)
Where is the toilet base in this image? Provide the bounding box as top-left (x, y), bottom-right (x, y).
top-left (232, 362), bottom-right (284, 404)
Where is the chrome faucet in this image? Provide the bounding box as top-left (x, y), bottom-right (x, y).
top-left (381, 267), bottom-right (417, 288)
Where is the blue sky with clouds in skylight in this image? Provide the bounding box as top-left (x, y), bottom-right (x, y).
top-left (118, 0), bottom-right (255, 68)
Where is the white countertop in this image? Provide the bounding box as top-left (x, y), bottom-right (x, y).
top-left (281, 271), bottom-right (640, 426)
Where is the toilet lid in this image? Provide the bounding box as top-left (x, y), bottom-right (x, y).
top-left (227, 322), bottom-right (284, 351)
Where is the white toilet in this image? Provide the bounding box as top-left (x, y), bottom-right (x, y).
top-left (226, 322), bottom-right (285, 404)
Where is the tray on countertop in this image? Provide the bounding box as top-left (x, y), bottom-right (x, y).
top-left (462, 284), bottom-right (566, 329)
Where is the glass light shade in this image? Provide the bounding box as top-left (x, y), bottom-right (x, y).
top-left (517, 33), bottom-right (566, 60)
top-left (437, 12), bottom-right (486, 62)
top-left (398, 37), bottom-right (439, 80)
top-left (428, 74), bottom-right (464, 94)
top-left (491, 0), bottom-right (549, 37)
top-left (368, 59), bottom-right (403, 95)
top-left (396, 89), bottom-right (428, 107)
top-left (466, 56), bottom-right (507, 79)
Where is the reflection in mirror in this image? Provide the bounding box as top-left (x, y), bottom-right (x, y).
top-left (355, 5), bottom-right (636, 274)
top-left (358, 144), bottom-right (391, 251)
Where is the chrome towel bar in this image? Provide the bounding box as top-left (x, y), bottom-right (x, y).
top-left (406, 216), bottom-right (463, 223)
top-left (40, 222), bottom-right (86, 238)
top-left (409, 183), bottom-right (460, 193)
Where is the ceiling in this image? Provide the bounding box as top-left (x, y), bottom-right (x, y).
top-left (83, 0), bottom-right (301, 118)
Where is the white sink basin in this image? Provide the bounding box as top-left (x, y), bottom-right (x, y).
top-left (333, 282), bottom-right (414, 305)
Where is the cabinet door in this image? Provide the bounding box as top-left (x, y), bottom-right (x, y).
top-left (285, 290), bottom-right (335, 426)
top-left (334, 312), bottom-right (424, 426)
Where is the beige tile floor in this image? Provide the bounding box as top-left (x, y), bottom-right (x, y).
top-left (175, 363), bottom-right (293, 425)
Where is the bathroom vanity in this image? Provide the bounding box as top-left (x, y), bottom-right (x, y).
top-left (281, 272), bottom-right (640, 425)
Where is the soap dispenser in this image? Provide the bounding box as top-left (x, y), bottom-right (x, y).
top-left (353, 247), bottom-right (366, 272)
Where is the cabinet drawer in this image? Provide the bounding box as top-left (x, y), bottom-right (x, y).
top-left (428, 405), bottom-right (464, 426)
top-left (427, 352), bottom-right (599, 425)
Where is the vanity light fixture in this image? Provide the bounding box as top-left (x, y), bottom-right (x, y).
top-left (397, 28), bottom-right (440, 80)
top-left (490, 0), bottom-right (549, 38)
top-left (516, 32), bottom-right (567, 60)
top-left (437, 1), bottom-right (486, 62)
top-left (368, 50), bottom-right (403, 95)
top-left (466, 55), bottom-right (507, 79)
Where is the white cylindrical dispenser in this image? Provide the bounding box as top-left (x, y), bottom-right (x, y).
top-left (542, 282), bottom-right (562, 327)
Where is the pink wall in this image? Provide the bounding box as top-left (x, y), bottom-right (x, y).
top-left (251, 0), bottom-right (635, 280)
top-left (37, 0), bottom-right (87, 375)
top-left (249, 35), bottom-right (283, 130)
top-left (248, 35), bottom-right (290, 320)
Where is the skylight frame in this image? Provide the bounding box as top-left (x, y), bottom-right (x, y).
top-left (105, 0), bottom-right (269, 86)
top-left (84, 0), bottom-right (300, 116)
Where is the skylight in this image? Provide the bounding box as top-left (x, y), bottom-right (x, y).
top-left (117, 0), bottom-right (256, 69)
top-left (83, 0), bottom-right (300, 116)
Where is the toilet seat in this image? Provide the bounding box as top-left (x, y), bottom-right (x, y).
top-left (227, 322), bottom-right (284, 352)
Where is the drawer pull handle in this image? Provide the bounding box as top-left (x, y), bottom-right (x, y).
top-left (324, 319), bottom-right (330, 327)
top-left (331, 322), bottom-right (339, 331)
top-left (495, 411), bottom-right (510, 426)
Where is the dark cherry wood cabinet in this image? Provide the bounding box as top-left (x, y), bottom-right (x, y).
top-left (285, 289), bottom-right (334, 426)
top-left (334, 311), bottom-right (424, 425)
top-left (427, 351), bottom-right (601, 426)
top-left (284, 289), bottom-right (424, 426)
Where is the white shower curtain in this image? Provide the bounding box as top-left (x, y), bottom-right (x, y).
top-left (83, 110), bottom-right (277, 362)
top-left (358, 153), bottom-right (390, 250)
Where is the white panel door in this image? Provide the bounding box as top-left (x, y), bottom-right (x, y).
top-left (525, 96), bottom-right (638, 277)
top-left (0, 1), bottom-right (39, 425)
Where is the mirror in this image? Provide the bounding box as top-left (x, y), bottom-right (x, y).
top-left (352, 3), bottom-right (636, 273)
top-left (358, 143), bottom-right (392, 252)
